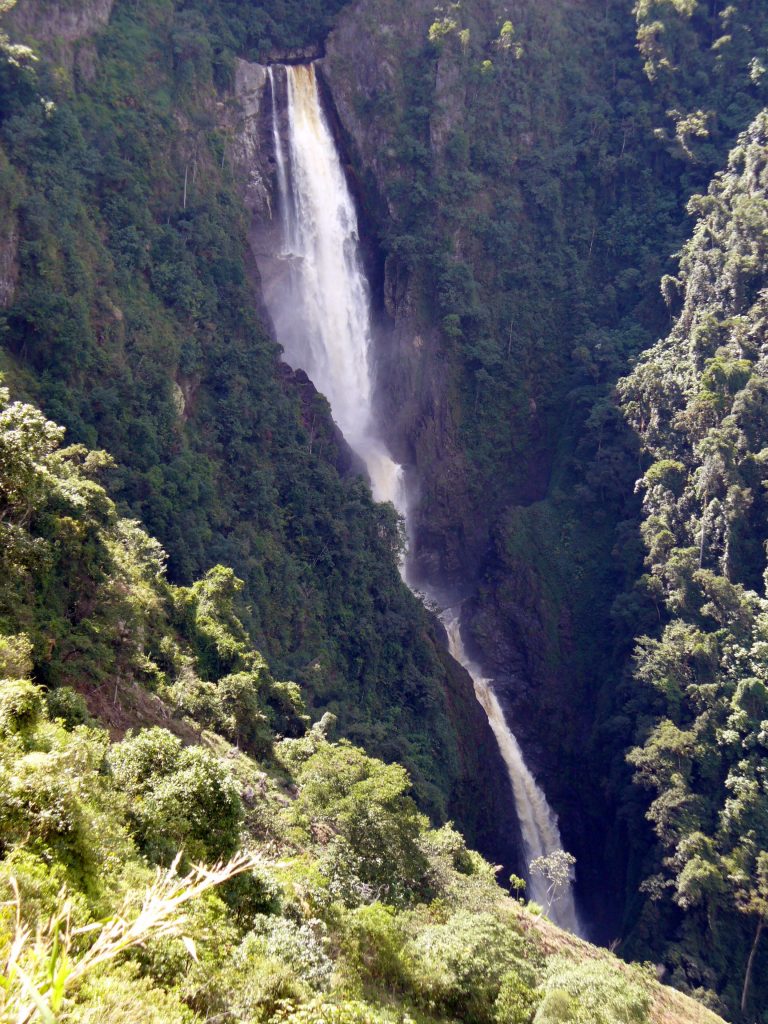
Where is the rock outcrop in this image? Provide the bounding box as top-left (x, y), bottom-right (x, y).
top-left (5, 0), bottom-right (114, 44)
top-left (322, 0), bottom-right (486, 586)
top-left (0, 222), bottom-right (18, 308)
top-left (3, 0), bottom-right (114, 73)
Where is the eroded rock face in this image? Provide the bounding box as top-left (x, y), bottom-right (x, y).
top-left (0, 224), bottom-right (18, 308)
top-left (230, 60), bottom-right (271, 218)
top-left (322, 1), bottom-right (486, 587)
top-left (5, 0), bottom-right (114, 44)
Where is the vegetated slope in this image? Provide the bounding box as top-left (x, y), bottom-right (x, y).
top-left (0, 0), bottom-right (512, 840)
top-left (618, 111), bottom-right (768, 1022)
top-left (0, 381), bottom-right (724, 1024)
top-left (321, 0), bottom-right (768, 945)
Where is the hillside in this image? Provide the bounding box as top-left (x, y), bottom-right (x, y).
top-left (0, 381), bottom-right (724, 1024)
top-left (0, 0), bottom-right (519, 865)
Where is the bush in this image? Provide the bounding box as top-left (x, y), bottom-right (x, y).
top-left (220, 864), bottom-right (282, 927)
top-left (407, 911), bottom-right (535, 1023)
top-left (0, 633), bottom-right (33, 679)
top-left (0, 678), bottom-right (44, 736)
top-left (274, 997), bottom-right (410, 1024)
top-left (339, 903), bottom-right (410, 992)
top-left (494, 971), bottom-right (540, 1023)
top-left (108, 728), bottom-right (243, 864)
top-left (246, 915), bottom-right (333, 990)
top-left (70, 963), bottom-right (200, 1024)
top-left (216, 943), bottom-right (309, 1022)
top-left (534, 957), bottom-right (651, 1024)
top-left (0, 848), bottom-right (90, 926)
top-left (0, 745), bottom-right (88, 871)
top-left (46, 686), bottom-right (90, 727)
top-left (290, 741), bottom-right (429, 906)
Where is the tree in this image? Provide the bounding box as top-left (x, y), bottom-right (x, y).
top-left (530, 851), bottom-right (576, 916)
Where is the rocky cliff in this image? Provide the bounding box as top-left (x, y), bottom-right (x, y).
top-left (322, 0), bottom-right (487, 587)
top-left (5, 0), bottom-right (114, 73)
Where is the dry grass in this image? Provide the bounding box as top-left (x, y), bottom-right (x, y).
top-left (0, 850), bottom-right (261, 1024)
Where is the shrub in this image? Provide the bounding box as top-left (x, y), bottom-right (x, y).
top-left (70, 963), bottom-right (201, 1024)
top-left (108, 728), bottom-right (243, 864)
top-left (495, 971), bottom-right (541, 1024)
top-left (216, 945), bottom-right (308, 1022)
top-left (247, 915), bottom-right (333, 990)
top-left (534, 957), bottom-right (652, 1024)
top-left (274, 997), bottom-right (410, 1024)
top-left (0, 678), bottom-right (44, 736)
top-left (220, 864), bottom-right (282, 927)
top-left (46, 686), bottom-right (90, 727)
top-left (0, 633), bottom-right (33, 679)
top-left (338, 903), bottom-right (410, 992)
top-left (407, 910), bottom-right (536, 1024)
top-left (290, 741), bottom-right (429, 906)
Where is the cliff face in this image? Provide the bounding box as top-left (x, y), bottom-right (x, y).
top-left (6, 0), bottom-right (114, 43)
top-left (4, 0), bottom-right (114, 74)
top-left (320, 0), bottom-right (613, 911)
top-left (0, 220), bottom-right (17, 307)
top-left (314, 0), bottom-right (768, 947)
top-left (322, 0), bottom-right (485, 586)
top-left (224, 55), bottom-right (526, 877)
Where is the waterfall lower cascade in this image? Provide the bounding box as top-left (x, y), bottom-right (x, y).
top-left (263, 62), bottom-right (580, 934)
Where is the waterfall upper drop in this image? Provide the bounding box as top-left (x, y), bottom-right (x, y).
top-left (265, 63), bottom-right (405, 511)
top-left (261, 61), bottom-right (580, 934)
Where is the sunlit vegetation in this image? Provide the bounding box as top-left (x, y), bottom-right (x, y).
top-left (619, 112), bottom-right (768, 1018)
top-left (1, 0), bottom-right (767, 1019)
top-left (0, 382), bottom-right (699, 1024)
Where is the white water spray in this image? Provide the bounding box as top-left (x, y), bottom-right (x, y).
top-left (262, 62), bottom-right (579, 932)
top-left (265, 64), bottom-right (405, 508)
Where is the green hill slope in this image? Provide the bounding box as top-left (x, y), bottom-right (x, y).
top-left (0, 381), bottom-right (724, 1024)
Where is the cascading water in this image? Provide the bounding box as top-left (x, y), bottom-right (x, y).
top-left (262, 61), bottom-right (580, 933)
top-left (264, 64), bottom-right (405, 509)
top-left (441, 609), bottom-right (579, 932)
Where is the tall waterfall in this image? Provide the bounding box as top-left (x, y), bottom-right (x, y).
top-left (265, 64), bottom-right (405, 509)
top-left (263, 62), bottom-right (579, 933)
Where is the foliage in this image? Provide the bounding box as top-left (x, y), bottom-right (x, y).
top-left (0, 0), bottom-right (765, 1018)
top-left (0, 377), bottom-right (708, 1024)
top-left (108, 728), bottom-right (243, 866)
top-left (535, 957), bottom-right (651, 1024)
top-left (0, 0), bottom-right (470, 827)
top-left (286, 739), bottom-right (430, 906)
top-left (0, 850), bottom-right (257, 1024)
top-left (529, 852), bottom-right (577, 918)
top-left (619, 112), bottom-right (768, 1018)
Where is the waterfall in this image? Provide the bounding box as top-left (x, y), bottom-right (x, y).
top-left (265, 64), bottom-right (405, 510)
top-left (262, 62), bottom-right (580, 933)
top-left (441, 608), bottom-right (579, 932)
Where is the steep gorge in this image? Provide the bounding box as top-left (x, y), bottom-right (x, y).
top-left (0, 0), bottom-right (527, 887)
top-left (313, 0), bottom-right (768, 950)
top-left (3, 0), bottom-right (768, 1016)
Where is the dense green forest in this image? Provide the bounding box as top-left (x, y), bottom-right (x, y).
top-left (2, 0), bottom-right (768, 1020)
top-left (0, 378), bottom-right (719, 1023)
top-left (0, 0), bottom-right (505, 839)
top-left (618, 112), bottom-right (768, 1018)
top-left (320, 0), bottom-right (768, 1014)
